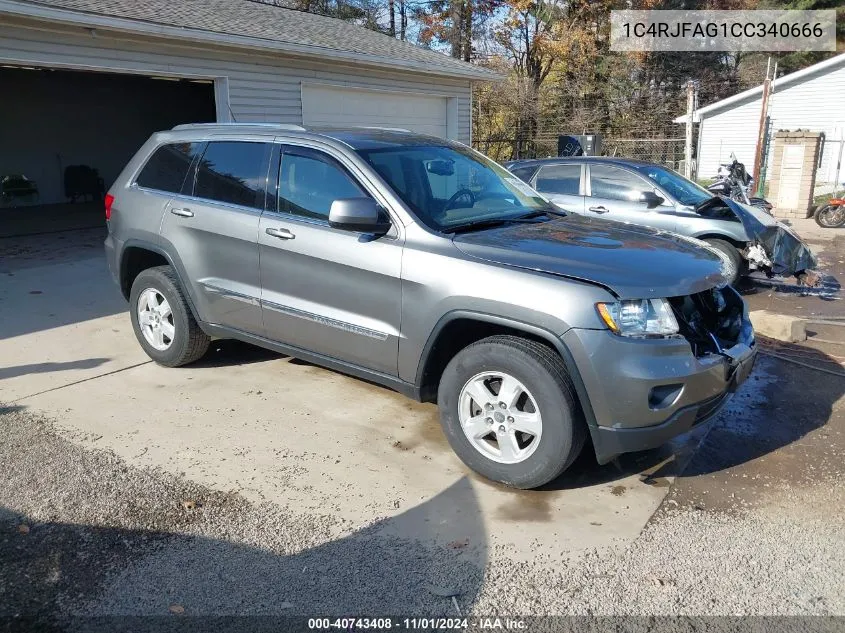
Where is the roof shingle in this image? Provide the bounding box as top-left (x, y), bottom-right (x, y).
top-left (10, 0), bottom-right (499, 79)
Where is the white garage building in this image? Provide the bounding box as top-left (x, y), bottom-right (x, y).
top-left (675, 53), bottom-right (845, 189)
top-left (0, 0), bottom-right (496, 205)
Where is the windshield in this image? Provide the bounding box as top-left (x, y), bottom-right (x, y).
top-left (356, 144), bottom-right (553, 231)
top-left (630, 164), bottom-right (713, 207)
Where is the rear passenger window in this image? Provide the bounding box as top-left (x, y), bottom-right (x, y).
top-left (135, 143), bottom-right (203, 193)
top-left (536, 164), bottom-right (581, 195)
top-left (194, 141), bottom-right (271, 209)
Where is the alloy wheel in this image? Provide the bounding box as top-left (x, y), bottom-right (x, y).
top-left (458, 371), bottom-right (542, 464)
top-left (137, 288), bottom-right (175, 351)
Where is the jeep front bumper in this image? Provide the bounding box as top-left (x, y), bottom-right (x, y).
top-left (563, 316), bottom-right (756, 464)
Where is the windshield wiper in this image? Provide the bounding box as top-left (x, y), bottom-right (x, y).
top-left (521, 207), bottom-right (567, 219)
top-left (447, 216), bottom-right (546, 234)
top-left (693, 196), bottom-right (719, 211)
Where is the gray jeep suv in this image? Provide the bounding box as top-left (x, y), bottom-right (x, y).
top-left (105, 124), bottom-right (756, 489)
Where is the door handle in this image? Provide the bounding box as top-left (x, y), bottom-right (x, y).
top-left (266, 227), bottom-right (296, 240)
top-left (588, 206), bottom-right (609, 214)
top-left (171, 207), bottom-right (194, 218)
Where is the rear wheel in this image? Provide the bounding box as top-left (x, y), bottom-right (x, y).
top-left (129, 265), bottom-right (210, 367)
top-left (704, 238), bottom-right (744, 285)
top-left (814, 203), bottom-right (845, 228)
top-left (437, 335), bottom-right (585, 489)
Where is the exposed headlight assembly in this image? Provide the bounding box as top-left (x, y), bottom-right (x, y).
top-left (596, 298), bottom-right (679, 338)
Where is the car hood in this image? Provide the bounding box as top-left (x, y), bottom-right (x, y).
top-left (453, 214), bottom-right (725, 299)
top-left (717, 198), bottom-right (817, 276)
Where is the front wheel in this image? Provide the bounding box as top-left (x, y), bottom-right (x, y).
top-left (704, 238), bottom-right (744, 285)
top-left (814, 203), bottom-right (845, 228)
top-left (437, 335), bottom-right (585, 489)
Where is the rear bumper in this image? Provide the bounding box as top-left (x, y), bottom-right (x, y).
top-left (563, 320), bottom-right (756, 464)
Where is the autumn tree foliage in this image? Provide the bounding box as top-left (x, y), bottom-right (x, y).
top-left (251, 0), bottom-right (842, 160)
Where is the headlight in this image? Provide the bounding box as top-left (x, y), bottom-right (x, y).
top-left (596, 298), bottom-right (679, 337)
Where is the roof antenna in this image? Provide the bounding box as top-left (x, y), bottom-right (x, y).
top-left (228, 103), bottom-right (238, 123)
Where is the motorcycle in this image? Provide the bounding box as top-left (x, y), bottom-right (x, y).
top-left (707, 154), bottom-right (774, 214)
top-left (814, 197), bottom-right (845, 228)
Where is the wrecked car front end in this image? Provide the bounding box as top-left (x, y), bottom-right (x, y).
top-left (700, 198), bottom-right (818, 280)
top-left (563, 284), bottom-right (756, 464)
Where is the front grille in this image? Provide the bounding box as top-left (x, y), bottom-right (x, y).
top-left (669, 287), bottom-right (745, 357)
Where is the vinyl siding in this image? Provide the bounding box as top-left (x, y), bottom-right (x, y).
top-left (301, 85), bottom-right (450, 137)
top-left (697, 59), bottom-right (845, 183)
top-left (0, 15), bottom-right (473, 143)
top-left (697, 97), bottom-right (762, 180)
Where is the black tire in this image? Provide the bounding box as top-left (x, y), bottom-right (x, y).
top-left (129, 265), bottom-right (210, 367)
top-left (437, 335), bottom-right (586, 489)
top-left (814, 204), bottom-right (845, 228)
top-left (704, 238), bottom-right (744, 285)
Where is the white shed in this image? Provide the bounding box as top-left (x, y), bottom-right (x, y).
top-left (0, 0), bottom-right (498, 205)
top-left (674, 53), bottom-right (845, 189)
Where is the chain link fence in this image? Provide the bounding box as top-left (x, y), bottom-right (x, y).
top-left (472, 125), bottom-right (687, 171)
top-left (603, 136), bottom-right (686, 171)
top-left (814, 137), bottom-right (844, 200)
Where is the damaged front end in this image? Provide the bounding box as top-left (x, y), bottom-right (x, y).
top-left (739, 220), bottom-right (818, 281)
top-left (669, 285), bottom-right (755, 369)
top-left (698, 197), bottom-right (818, 282)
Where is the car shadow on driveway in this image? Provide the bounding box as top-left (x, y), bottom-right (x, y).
top-left (1, 476), bottom-right (486, 628)
top-left (189, 340), bottom-right (283, 369)
top-left (677, 353), bottom-right (844, 479)
top-left (537, 440), bottom-right (688, 492)
top-left (158, 336), bottom-right (844, 494)
top-left (0, 358), bottom-right (109, 380)
top-left (519, 349), bottom-right (844, 491)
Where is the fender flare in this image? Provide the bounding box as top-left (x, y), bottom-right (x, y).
top-left (120, 239), bottom-right (203, 325)
top-left (414, 310), bottom-right (599, 433)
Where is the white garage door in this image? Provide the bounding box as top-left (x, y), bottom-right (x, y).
top-left (301, 84), bottom-right (450, 138)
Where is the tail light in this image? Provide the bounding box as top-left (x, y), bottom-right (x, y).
top-left (105, 193), bottom-right (115, 220)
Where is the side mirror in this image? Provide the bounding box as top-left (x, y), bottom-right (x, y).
top-left (639, 191), bottom-right (665, 209)
top-left (328, 198), bottom-right (391, 234)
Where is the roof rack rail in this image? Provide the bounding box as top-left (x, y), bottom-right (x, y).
top-left (171, 122), bottom-right (307, 131)
top-left (353, 126), bottom-right (412, 133)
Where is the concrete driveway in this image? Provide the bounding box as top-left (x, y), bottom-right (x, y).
top-left (3, 228), bottom-right (843, 621)
top-left (0, 229), bottom-right (698, 560)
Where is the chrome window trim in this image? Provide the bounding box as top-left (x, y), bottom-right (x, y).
top-left (260, 207), bottom-right (331, 228)
top-left (172, 191), bottom-right (264, 215)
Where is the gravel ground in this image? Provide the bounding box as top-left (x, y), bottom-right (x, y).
top-left (2, 353), bottom-right (844, 630)
top-left (472, 354), bottom-right (845, 617)
top-left (0, 405), bottom-right (485, 626)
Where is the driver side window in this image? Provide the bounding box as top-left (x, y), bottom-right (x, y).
top-left (590, 165), bottom-right (651, 203)
top-left (278, 148), bottom-right (368, 221)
